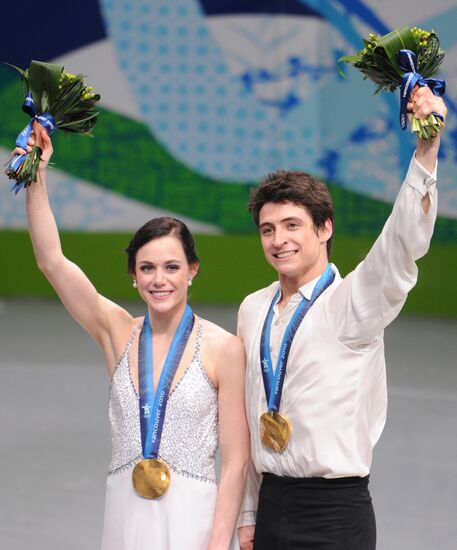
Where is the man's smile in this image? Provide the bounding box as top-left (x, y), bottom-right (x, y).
top-left (272, 250), bottom-right (298, 259)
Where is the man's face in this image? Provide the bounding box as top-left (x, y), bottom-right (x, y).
top-left (258, 201), bottom-right (332, 283)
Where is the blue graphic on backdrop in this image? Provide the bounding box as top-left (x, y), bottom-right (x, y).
top-left (200, 0), bottom-right (323, 17)
top-left (100, 0), bottom-right (351, 180)
top-left (0, 0), bottom-right (105, 68)
top-left (239, 57), bottom-right (336, 113)
top-left (11, 1), bottom-right (436, 218)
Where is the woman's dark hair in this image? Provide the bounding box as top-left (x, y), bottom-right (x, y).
top-left (248, 169), bottom-right (334, 257)
top-left (126, 217), bottom-right (199, 273)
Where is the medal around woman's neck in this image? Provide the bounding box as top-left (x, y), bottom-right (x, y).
top-left (259, 265), bottom-right (335, 452)
top-left (132, 305), bottom-right (195, 499)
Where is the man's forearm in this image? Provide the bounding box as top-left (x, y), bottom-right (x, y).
top-left (415, 135), bottom-right (440, 174)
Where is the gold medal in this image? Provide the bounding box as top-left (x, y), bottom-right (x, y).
top-left (132, 458), bottom-right (171, 499)
top-left (260, 411), bottom-right (291, 452)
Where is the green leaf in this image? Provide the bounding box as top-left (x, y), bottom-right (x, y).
top-left (28, 60), bottom-right (63, 111)
top-left (417, 33), bottom-right (445, 77)
top-left (379, 26), bottom-right (417, 76)
top-left (336, 54), bottom-right (361, 78)
top-left (58, 111), bottom-right (98, 127)
top-left (4, 62), bottom-right (30, 95)
top-left (4, 62), bottom-right (28, 80)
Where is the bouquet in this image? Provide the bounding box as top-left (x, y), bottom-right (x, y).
top-left (5, 60), bottom-right (101, 193)
top-left (338, 26), bottom-right (446, 140)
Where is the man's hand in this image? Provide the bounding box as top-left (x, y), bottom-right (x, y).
top-left (408, 86), bottom-right (447, 175)
top-left (238, 525), bottom-right (255, 550)
top-left (408, 85), bottom-right (447, 124)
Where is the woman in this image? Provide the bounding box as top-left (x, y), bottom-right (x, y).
top-left (16, 126), bottom-right (249, 550)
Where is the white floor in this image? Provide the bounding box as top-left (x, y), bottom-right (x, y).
top-left (1, 299), bottom-right (456, 550)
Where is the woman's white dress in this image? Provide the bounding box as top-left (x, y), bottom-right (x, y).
top-left (101, 319), bottom-right (239, 549)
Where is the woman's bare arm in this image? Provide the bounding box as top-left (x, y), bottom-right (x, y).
top-left (21, 127), bottom-right (132, 369)
top-left (206, 329), bottom-right (250, 550)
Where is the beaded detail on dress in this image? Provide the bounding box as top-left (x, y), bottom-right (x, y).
top-left (108, 318), bottom-right (218, 483)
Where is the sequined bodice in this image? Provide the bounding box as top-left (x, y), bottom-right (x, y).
top-left (108, 319), bottom-right (218, 483)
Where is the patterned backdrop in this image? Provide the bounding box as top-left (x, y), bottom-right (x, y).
top-left (0, 1), bottom-right (456, 313)
top-left (1, 0), bottom-right (456, 239)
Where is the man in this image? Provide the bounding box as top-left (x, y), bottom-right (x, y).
top-left (237, 86), bottom-right (447, 550)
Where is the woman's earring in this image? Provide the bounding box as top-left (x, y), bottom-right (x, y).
top-left (133, 280), bottom-right (137, 288)
top-left (188, 279), bottom-right (193, 287)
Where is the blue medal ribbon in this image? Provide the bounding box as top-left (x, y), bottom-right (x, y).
top-left (138, 305), bottom-right (195, 460)
top-left (398, 49), bottom-right (445, 131)
top-left (7, 92), bottom-right (57, 194)
top-left (260, 265), bottom-right (335, 412)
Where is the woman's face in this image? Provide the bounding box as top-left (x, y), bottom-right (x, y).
top-left (134, 235), bottom-right (198, 316)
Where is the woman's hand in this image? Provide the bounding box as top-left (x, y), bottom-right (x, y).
top-left (12, 121), bottom-right (53, 176)
top-left (238, 525), bottom-right (254, 550)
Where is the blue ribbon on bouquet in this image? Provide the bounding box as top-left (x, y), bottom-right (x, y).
top-left (398, 49), bottom-right (446, 131)
top-left (7, 92), bottom-right (57, 193)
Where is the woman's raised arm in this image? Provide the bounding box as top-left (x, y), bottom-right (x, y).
top-left (22, 125), bottom-right (131, 365)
